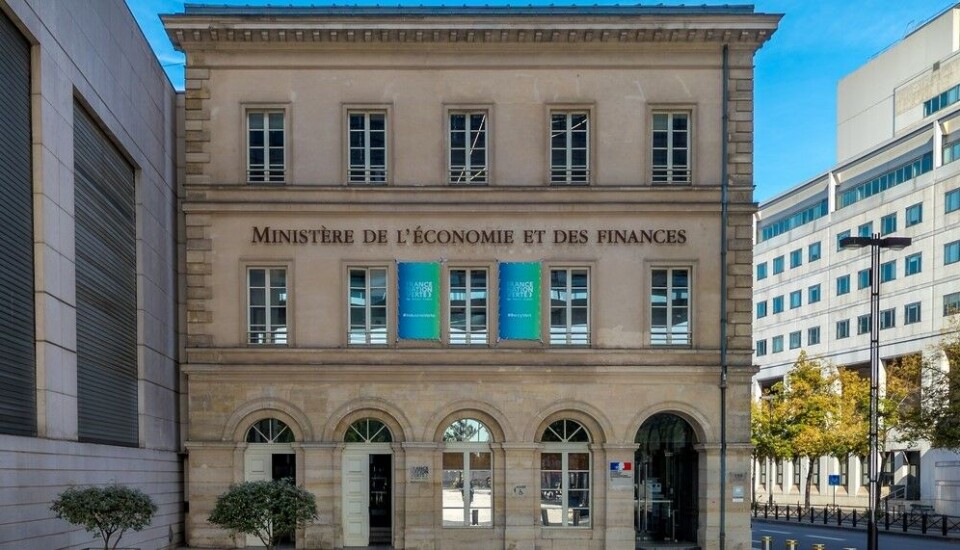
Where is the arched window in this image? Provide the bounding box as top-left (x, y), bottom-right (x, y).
top-left (540, 419), bottom-right (591, 527)
top-left (344, 418), bottom-right (393, 443)
top-left (442, 419), bottom-right (492, 527)
top-left (245, 418), bottom-right (295, 443)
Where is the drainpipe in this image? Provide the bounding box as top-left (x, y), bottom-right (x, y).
top-left (719, 43), bottom-right (730, 550)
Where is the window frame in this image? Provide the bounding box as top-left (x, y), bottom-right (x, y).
top-left (347, 265), bottom-right (390, 345)
top-left (858, 268), bottom-right (871, 290)
top-left (244, 106), bottom-right (288, 184)
top-left (836, 275), bottom-right (850, 296)
top-left (880, 308), bottom-right (896, 330)
top-left (772, 335), bottom-right (784, 353)
top-left (447, 106), bottom-right (491, 185)
top-left (772, 256), bottom-right (785, 275)
top-left (905, 252), bottom-right (922, 276)
top-left (808, 284), bottom-right (821, 304)
top-left (789, 248), bottom-right (803, 269)
top-left (756, 339), bottom-right (767, 356)
top-left (246, 265), bottom-right (290, 346)
top-left (548, 266), bottom-right (590, 345)
top-left (649, 265), bottom-right (692, 346)
top-left (880, 213), bottom-right (897, 236)
top-left (757, 262), bottom-right (768, 281)
top-left (650, 109), bottom-right (692, 185)
top-left (772, 295), bottom-right (784, 314)
top-left (946, 240), bottom-right (960, 265)
top-left (904, 302), bottom-right (921, 325)
top-left (946, 188), bottom-right (960, 214)
top-left (857, 314), bottom-right (871, 335)
top-left (880, 260), bottom-right (896, 283)
top-left (789, 290), bottom-right (802, 310)
top-left (448, 266), bottom-right (490, 346)
top-left (905, 203), bottom-right (923, 227)
top-left (548, 106), bottom-right (592, 185)
top-left (858, 222), bottom-right (873, 238)
top-left (836, 319), bottom-right (850, 339)
top-left (539, 419), bottom-right (592, 529)
top-left (789, 330), bottom-right (801, 350)
top-left (757, 300), bottom-right (768, 319)
top-left (945, 292), bottom-right (960, 317)
top-left (808, 326), bottom-right (820, 346)
top-left (808, 242), bottom-right (822, 263)
top-left (344, 105), bottom-right (391, 185)
top-left (837, 230), bottom-right (851, 251)
top-left (442, 419), bottom-right (494, 528)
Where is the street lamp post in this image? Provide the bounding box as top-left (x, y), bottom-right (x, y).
top-left (839, 234), bottom-right (912, 550)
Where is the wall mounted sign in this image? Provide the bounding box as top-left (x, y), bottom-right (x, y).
top-left (398, 262), bottom-right (441, 340)
top-left (498, 262), bottom-right (541, 340)
top-left (609, 461), bottom-right (634, 490)
top-left (409, 465), bottom-right (430, 482)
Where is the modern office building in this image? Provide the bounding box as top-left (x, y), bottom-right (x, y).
top-left (0, 1), bottom-right (182, 548)
top-left (753, 3), bottom-right (960, 514)
top-left (164, 4), bottom-right (778, 548)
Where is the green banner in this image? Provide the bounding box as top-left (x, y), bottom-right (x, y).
top-left (398, 262), bottom-right (441, 340)
top-left (498, 262), bottom-right (541, 340)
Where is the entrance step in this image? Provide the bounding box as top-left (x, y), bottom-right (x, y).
top-left (637, 543), bottom-right (699, 550)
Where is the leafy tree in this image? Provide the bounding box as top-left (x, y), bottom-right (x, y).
top-left (50, 485), bottom-right (157, 550)
top-left (208, 478), bottom-right (318, 549)
top-left (896, 317), bottom-right (960, 451)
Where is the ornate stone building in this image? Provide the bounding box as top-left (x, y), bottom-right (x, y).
top-left (163, 5), bottom-right (778, 549)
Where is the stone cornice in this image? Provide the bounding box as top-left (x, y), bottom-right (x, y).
top-left (162, 11), bottom-right (780, 51)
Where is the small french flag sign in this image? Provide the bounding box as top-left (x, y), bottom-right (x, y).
top-left (609, 461), bottom-right (632, 472)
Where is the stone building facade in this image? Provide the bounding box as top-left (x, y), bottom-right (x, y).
top-left (164, 5), bottom-right (778, 549)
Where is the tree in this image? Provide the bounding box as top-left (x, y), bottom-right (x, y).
top-left (50, 485), bottom-right (157, 550)
top-left (896, 316), bottom-right (960, 451)
top-left (208, 478), bottom-right (318, 549)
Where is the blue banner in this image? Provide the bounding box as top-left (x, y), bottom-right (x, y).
top-left (498, 262), bottom-right (541, 340)
top-left (398, 262), bottom-right (441, 340)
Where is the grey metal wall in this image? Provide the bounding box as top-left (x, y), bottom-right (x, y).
top-left (0, 10), bottom-right (36, 437)
top-left (73, 103), bottom-right (138, 447)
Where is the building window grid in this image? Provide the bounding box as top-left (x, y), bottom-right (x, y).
top-left (758, 198), bottom-right (828, 243)
top-left (836, 319), bottom-right (850, 339)
top-left (790, 249), bottom-right (803, 269)
top-left (905, 203), bottom-right (923, 226)
top-left (905, 253), bottom-right (922, 276)
top-left (349, 267), bottom-right (388, 344)
top-left (348, 111), bottom-right (387, 184)
top-left (652, 112), bottom-right (690, 184)
top-left (880, 213), bottom-right (897, 236)
top-left (550, 111), bottom-right (589, 185)
top-left (905, 302), bottom-right (921, 325)
top-left (947, 189), bottom-right (960, 214)
top-left (946, 240), bottom-right (960, 265)
top-left (808, 284), bottom-right (821, 304)
top-left (247, 111), bottom-right (285, 183)
top-left (925, 84), bottom-right (960, 116)
top-left (651, 268), bottom-right (690, 346)
top-left (838, 152), bottom-right (933, 208)
top-left (449, 112), bottom-right (488, 184)
top-left (550, 268), bottom-right (589, 345)
top-left (248, 267), bottom-right (287, 345)
top-left (789, 331), bottom-right (801, 350)
top-left (808, 241), bottom-right (822, 262)
top-left (836, 275), bottom-right (850, 296)
top-left (808, 326), bottom-right (820, 346)
top-left (449, 268), bottom-right (488, 345)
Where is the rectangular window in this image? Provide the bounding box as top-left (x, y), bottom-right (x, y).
top-left (756, 339), bottom-right (767, 356)
top-left (776, 460), bottom-right (784, 487)
top-left (837, 230), bottom-right (851, 251)
top-left (349, 267), bottom-right (388, 344)
top-left (772, 295), bottom-right (784, 314)
top-left (793, 458), bottom-right (801, 488)
top-left (651, 268), bottom-right (690, 345)
top-left (550, 268), bottom-right (589, 345)
top-left (449, 112), bottom-right (488, 184)
top-left (860, 456), bottom-right (869, 486)
top-left (757, 300), bottom-right (768, 319)
top-left (946, 240), bottom-right (960, 265)
top-left (759, 460), bottom-right (767, 485)
top-left (808, 284), bottom-right (821, 304)
top-left (880, 260), bottom-right (896, 283)
top-left (449, 268), bottom-right (488, 345)
top-left (880, 308), bottom-right (896, 330)
top-left (652, 112), bottom-right (689, 184)
top-left (789, 249), bottom-right (803, 269)
top-left (540, 451), bottom-right (590, 528)
top-left (247, 110), bottom-right (285, 183)
top-left (905, 203), bottom-right (923, 227)
top-left (880, 213), bottom-right (897, 235)
top-left (789, 330), bottom-right (801, 350)
top-left (811, 459), bottom-right (820, 487)
top-left (858, 222), bottom-right (873, 238)
top-left (772, 335), bottom-right (784, 353)
top-left (789, 290), bottom-right (802, 309)
top-left (839, 458), bottom-right (849, 486)
top-left (808, 326), bottom-right (821, 346)
top-left (248, 267), bottom-right (287, 345)
top-left (904, 302), bottom-right (921, 325)
top-left (905, 253), bottom-right (922, 276)
top-left (773, 256), bottom-right (784, 274)
top-left (443, 450), bottom-right (493, 527)
top-left (551, 111), bottom-right (589, 184)
top-left (945, 292), bottom-right (960, 316)
top-left (836, 275), bottom-right (850, 296)
top-left (857, 314), bottom-right (871, 335)
top-left (348, 111), bottom-right (387, 184)
top-left (836, 319), bottom-right (850, 339)
top-left (838, 152), bottom-right (933, 208)
top-left (808, 242), bottom-right (822, 262)
top-left (858, 268), bottom-right (871, 290)
top-left (947, 189), bottom-right (960, 214)
top-left (759, 198), bottom-right (829, 242)
top-left (757, 262), bottom-right (768, 281)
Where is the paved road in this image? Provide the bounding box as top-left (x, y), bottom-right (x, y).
top-left (753, 519), bottom-right (960, 549)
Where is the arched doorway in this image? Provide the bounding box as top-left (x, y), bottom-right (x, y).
top-left (635, 413), bottom-right (698, 544)
top-left (342, 418), bottom-right (393, 547)
top-left (243, 418), bottom-right (296, 547)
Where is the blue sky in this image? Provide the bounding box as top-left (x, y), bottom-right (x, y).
top-left (128, 0), bottom-right (957, 202)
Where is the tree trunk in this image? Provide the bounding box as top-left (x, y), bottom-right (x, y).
top-left (804, 457), bottom-right (815, 510)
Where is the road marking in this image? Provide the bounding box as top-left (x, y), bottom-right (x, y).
top-left (756, 528), bottom-right (790, 534)
top-left (806, 535), bottom-right (846, 542)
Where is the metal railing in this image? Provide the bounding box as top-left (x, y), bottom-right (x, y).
top-left (752, 502), bottom-right (960, 537)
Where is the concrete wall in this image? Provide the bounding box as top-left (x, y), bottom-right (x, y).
top-left (0, 1), bottom-right (181, 548)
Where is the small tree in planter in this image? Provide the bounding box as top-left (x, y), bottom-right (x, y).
top-left (208, 478), bottom-right (318, 549)
top-left (50, 485), bottom-right (157, 550)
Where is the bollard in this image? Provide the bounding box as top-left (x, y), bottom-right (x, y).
top-left (760, 535), bottom-right (772, 550)
top-left (785, 540), bottom-right (798, 550)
